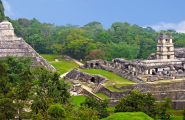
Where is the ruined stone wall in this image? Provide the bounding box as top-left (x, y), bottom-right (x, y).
top-left (69, 60), bottom-right (185, 109)
top-left (66, 68), bottom-right (108, 84)
top-left (96, 81), bottom-right (185, 109)
top-left (80, 59), bottom-right (144, 83)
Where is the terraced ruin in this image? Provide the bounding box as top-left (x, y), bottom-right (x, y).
top-left (66, 33), bottom-right (185, 109)
top-left (0, 20), bottom-right (55, 71)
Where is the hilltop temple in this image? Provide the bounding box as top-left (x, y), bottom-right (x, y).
top-left (0, 20), bottom-right (56, 71)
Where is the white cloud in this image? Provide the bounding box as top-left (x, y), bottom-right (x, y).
top-left (147, 21), bottom-right (185, 33)
top-left (2, 0), bottom-right (14, 16)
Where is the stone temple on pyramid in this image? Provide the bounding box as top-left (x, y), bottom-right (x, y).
top-left (0, 20), bottom-right (56, 71)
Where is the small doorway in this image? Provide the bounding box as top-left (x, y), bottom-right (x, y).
top-left (167, 55), bottom-right (170, 59)
top-left (91, 77), bottom-right (95, 82)
top-left (90, 63), bottom-right (93, 68)
top-left (155, 68), bottom-right (158, 72)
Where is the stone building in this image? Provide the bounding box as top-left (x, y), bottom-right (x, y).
top-left (80, 33), bottom-right (185, 81)
top-left (0, 20), bottom-right (56, 71)
top-left (156, 33), bottom-right (174, 59)
top-left (66, 32), bottom-right (185, 110)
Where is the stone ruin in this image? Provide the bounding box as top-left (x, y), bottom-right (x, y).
top-left (80, 33), bottom-right (185, 82)
top-left (66, 33), bottom-right (185, 109)
top-left (0, 20), bottom-right (56, 71)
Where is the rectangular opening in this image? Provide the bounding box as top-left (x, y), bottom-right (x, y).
top-left (166, 39), bottom-right (169, 43)
top-left (167, 47), bottom-right (170, 52)
top-left (167, 55), bottom-right (170, 59)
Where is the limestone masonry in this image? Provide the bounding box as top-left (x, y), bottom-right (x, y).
top-left (0, 20), bottom-right (56, 71)
top-left (66, 33), bottom-right (185, 109)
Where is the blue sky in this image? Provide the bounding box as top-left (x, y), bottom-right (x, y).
top-left (2, 0), bottom-right (185, 32)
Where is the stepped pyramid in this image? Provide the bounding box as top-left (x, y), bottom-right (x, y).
top-left (0, 20), bottom-right (56, 71)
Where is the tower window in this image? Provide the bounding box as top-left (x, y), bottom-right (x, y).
top-left (166, 39), bottom-right (169, 43)
top-left (167, 47), bottom-right (170, 52)
top-left (167, 55), bottom-right (170, 59)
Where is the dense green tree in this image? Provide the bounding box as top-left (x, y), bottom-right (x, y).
top-left (115, 90), bottom-right (159, 118)
top-left (81, 96), bottom-right (109, 119)
top-left (95, 32), bottom-right (111, 44)
top-left (143, 26), bottom-right (156, 33)
top-left (83, 21), bottom-right (104, 40)
top-left (14, 66), bottom-right (34, 119)
top-left (109, 42), bottom-right (140, 60)
top-left (84, 21), bottom-right (102, 27)
top-left (0, 0), bottom-right (5, 22)
top-left (18, 18), bottom-right (31, 27)
top-left (65, 28), bottom-right (95, 59)
top-left (0, 56), bottom-right (32, 85)
top-left (157, 97), bottom-right (172, 119)
top-left (31, 67), bottom-right (70, 114)
top-left (0, 63), bottom-right (17, 119)
top-left (5, 16), bottom-right (185, 61)
top-left (51, 43), bottom-right (64, 54)
top-left (47, 103), bottom-right (66, 119)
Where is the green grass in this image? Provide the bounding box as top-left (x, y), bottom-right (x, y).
top-left (106, 85), bottom-right (131, 92)
top-left (107, 107), bottom-right (115, 111)
top-left (41, 54), bottom-right (62, 62)
top-left (95, 93), bottom-right (110, 99)
top-left (170, 116), bottom-right (183, 120)
top-left (71, 95), bottom-right (87, 106)
top-left (41, 54), bottom-right (79, 74)
top-left (101, 112), bottom-right (154, 120)
top-left (80, 69), bottom-right (136, 85)
top-left (167, 109), bottom-right (183, 116)
top-left (116, 83), bottom-right (135, 87)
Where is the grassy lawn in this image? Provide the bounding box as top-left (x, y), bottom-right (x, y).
top-left (41, 54), bottom-right (79, 74)
top-left (167, 109), bottom-right (183, 116)
top-left (41, 54), bottom-right (62, 62)
top-left (116, 83), bottom-right (135, 87)
top-left (80, 69), bottom-right (136, 86)
top-left (106, 85), bottom-right (131, 92)
top-left (170, 116), bottom-right (183, 120)
top-left (101, 112), bottom-right (153, 120)
top-left (107, 107), bottom-right (115, 111)
top-left (70, 95), bottom-right (87, 106)
top-left (95, 93), bottom-right (110, 99)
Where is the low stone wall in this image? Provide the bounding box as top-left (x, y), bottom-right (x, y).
top-left (81, 88), bottom-right (103, 101)
top-left (108, 98), bottom-right (120, 106)
top-left (171, 100), bottom-right (185, 110)
top-left (95, 82), bottom-right (185, 109)
top-left (96, 85), bottom-right (131, 99)
top-left (113, 83), bottom-right (151, 93)
top-left (66, 68), bottom-right (108, 84)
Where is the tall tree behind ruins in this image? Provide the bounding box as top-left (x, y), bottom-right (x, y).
top-left (0, 0), bottom-right (5, 22)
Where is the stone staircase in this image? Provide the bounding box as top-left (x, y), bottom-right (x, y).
top-left (92, 84), bottom-right (104, 93)
top-left (0, 21), bottom-right (56, 71)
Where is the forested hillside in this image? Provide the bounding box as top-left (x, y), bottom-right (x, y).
top-left (1, 2), bottom-right (185, 61)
